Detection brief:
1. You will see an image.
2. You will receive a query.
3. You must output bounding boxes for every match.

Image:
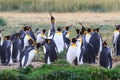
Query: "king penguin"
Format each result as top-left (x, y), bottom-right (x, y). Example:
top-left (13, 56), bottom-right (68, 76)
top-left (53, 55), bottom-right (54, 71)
top-left (113, 25), bottom-right (120, 55)
top-left (100, 41), bottom-right (112, 69)
top-left (36, 29), bottom-right (46, 43)
top-left (66, 38), bottom-right (78, 65)
top-left (12, 33), bottom-right (22, 62)
top-left (1, 35), bottom-right (13, 66)
top-left (53, 27), bottom-right (65, 53)
top-left (62, 26), bottom-right (71, 48)
top-left (44, 39), bottom-right (58, 65)
top-left (89, 27), bottom-right (102, 57)
top-left (20, 43), bottom-right (41, 68)
top-left (76, 36), bottom-right (84, 64)
top-left (48, 13), bottom-right (55, 38)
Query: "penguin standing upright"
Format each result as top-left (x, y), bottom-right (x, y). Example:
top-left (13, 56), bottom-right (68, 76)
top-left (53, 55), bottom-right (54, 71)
top-left (113, 25), bottom-right (120, 55)
top-left (53, 27), bottom-right (65, 53)
top-left (12, 33), bottom-right (22, 62)
top-left (62, 26), bottom-right (71, 48)
top-left (100, 41), bottom-right (112, 69)
top-left (1, 35), bottom-right (13, 66)
top-left (44, 39), bottom-right (58, 64)
top-left (66, 38), bottom-right (78, 65)
top-left (76, 36), bottom-right (84, 64)
top-left (85, 28), bottom-right (92, 43)
top-left (89, 27), bottom-right (102, 57)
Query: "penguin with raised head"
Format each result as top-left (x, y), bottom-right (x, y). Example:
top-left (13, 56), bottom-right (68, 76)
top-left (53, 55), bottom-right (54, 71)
top-left (20, 43), bottom-right (40, 68)
top-left (100, 41), bottom-right (112, 69)
top-left (48, 13), bottom-right (55, 38)
top-left (113, 25), bottom-right (120, 55)
top-left (53, 27), bottom-right (65, 53)
top-left (1, 35), bottom-right (13, 66)
top-left (66, 38), bottom-right (78, 65)
top-left (12, 33), bottom-right (22, 62)
top-left (44, 39), bottom-right (58, 64)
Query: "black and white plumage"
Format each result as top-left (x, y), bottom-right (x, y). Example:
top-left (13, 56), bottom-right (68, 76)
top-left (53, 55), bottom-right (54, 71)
top-left (100, 41), bottom-right (112, 69)
top-left (89, 30), bottom-right (102, 57)
top-left (53, 27), bottom-right (65, 53)
top-left (1, 36), bottom-right (13, 66)
top-left (116, 34), bottom-right (120, 55)
top-left (44, 39), bottom-right (58, 64)
top-left (66, 38), bottom-right (78, 65)
top-left (12, 33), bottom-right (22, 62)
top-left (48, 13), bottom-right (55, 38)
top-left (20, 45), bottom-right (38, 68)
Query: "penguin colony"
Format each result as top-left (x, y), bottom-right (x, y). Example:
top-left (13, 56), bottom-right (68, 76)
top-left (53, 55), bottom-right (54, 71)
top-left (0, 14), bottom-right (119, 69)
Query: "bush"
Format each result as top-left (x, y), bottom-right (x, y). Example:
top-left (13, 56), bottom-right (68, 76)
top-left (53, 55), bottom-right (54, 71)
top-left (0, 17), bottom-right (7, 26)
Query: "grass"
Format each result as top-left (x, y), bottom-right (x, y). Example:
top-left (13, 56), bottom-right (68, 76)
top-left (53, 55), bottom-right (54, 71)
top-left (0, 0), bottom-right (120, 12)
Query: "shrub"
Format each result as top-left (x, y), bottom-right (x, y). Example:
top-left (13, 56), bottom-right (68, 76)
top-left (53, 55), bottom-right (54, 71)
top-left (0, 17), bottom-right (7, 26)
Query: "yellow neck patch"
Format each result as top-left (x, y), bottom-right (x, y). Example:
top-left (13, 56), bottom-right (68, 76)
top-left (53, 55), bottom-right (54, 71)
top-left (41, 33), bottom-right (45, 37)
top-left (56, 32), bottom-right (62, 35)
top-left (115, 30), bottom-right (119, 33)
top-left (33, 50), bottom-right (38, 54)
top-left (26, 34), bottom-right (31, 40)
top-left (71, 43), bottom-right (76, 47)
top-left (86, 33), bottom-right (91, 36)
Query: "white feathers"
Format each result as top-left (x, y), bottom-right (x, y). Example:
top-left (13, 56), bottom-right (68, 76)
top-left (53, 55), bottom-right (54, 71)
top-left (36, 33), bottom-right (46, 43)
top-left (21, 49), bottom-right (37, 67)
top-left (53, 32), bottom-right (64, 53)
top-left (66, 43), bottom-right (77, 64)
top-left (8, 42), bottom-right (13, 65)
top-left (47, 57), bottom-right (51, 65)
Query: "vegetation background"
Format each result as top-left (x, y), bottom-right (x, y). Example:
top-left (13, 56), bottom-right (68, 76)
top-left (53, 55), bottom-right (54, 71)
top-left (0, 0), bottom-right (120, 12)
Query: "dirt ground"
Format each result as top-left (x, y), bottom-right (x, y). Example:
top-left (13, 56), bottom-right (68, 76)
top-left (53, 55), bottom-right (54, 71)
top-left (0, 12), bottom-right (120, 26)
top-left (0, 12), bottom-right (120, 70)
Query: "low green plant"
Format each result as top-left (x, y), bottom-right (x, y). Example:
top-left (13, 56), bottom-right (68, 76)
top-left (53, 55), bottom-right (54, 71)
top-left (0, 17), bottom-right (7, 26)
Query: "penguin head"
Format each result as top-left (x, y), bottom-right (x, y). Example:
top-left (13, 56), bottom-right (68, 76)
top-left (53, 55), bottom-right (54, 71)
top-left (42, 29), bottom-right (46, 34)
top-left (28, 26), bottom-right (32, 31)
top-left (87, 28), bottom-right (92, 33)
top-left (35, 43), bottom-right (42, 49)
top-left (93, 26), bottom-right (103, 33)
top-left (23, 26), bottom-right (29, 31)
top-left (49, 13), bottom-right (55, 23)
top-left (57, 27), bottom-right (62, 32)
top-left (4, 35), bottom-right (10, 40)
top-left (15, 33), bottom-right (20, 39)
top-left (45, 39), bottom-right (51, 43)
top-left (102, 41), bottom-right (107, 47)
top-left (71, 38), bottom-right (77, 43)
top-left (93, 28), bottom-right (99, 33)
top-left (115, 25), bottom-right (120, 30)
top-left (75, 28), bottom-right (80, 34)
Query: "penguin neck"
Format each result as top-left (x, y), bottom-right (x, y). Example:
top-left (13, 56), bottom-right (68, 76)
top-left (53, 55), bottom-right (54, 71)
top-left (56, 31), bottom-right (62, 35)
top-left (115, 30), bottom-right (119, 33)
top-left (71, 43), bottom-right (76, 47)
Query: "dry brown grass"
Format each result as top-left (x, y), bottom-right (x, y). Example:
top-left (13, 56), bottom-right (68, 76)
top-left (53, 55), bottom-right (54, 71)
top-left (0, 12), bottom-right (120, 27)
